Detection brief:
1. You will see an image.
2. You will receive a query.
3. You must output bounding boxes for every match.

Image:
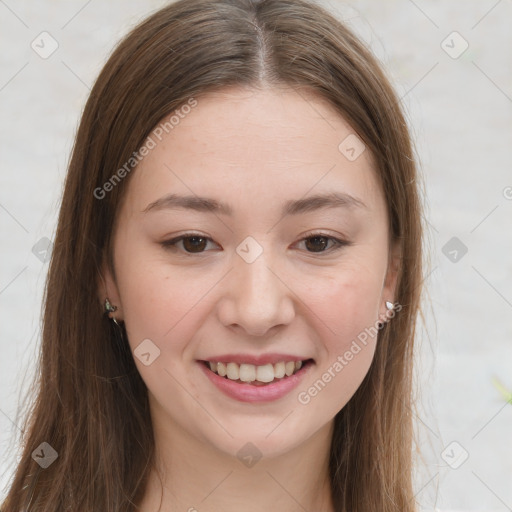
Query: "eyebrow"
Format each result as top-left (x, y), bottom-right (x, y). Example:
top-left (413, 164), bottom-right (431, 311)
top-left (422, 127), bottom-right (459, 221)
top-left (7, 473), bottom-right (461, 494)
top-left (143, 191), bottom-right (367, 216)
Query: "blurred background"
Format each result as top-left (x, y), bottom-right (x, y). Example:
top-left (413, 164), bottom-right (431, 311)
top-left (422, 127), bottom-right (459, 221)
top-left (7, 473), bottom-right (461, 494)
top-left (0, 1), bottom-right (511, 510)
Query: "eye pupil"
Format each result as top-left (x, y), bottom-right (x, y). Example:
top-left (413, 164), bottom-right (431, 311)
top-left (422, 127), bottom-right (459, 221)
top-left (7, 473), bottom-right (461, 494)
top-left (305, 236), bottom-right (329, 252)
top-left (183, 236), bottom-right (207, 253)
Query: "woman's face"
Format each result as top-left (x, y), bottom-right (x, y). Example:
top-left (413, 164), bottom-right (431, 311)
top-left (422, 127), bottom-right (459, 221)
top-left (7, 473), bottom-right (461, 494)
top-left (103, 86), bottom-right (399, 458)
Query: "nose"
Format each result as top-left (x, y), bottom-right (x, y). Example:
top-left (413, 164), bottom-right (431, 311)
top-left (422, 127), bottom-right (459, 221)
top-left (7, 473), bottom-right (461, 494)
top-left (216, 247), bottom-right (295, 337)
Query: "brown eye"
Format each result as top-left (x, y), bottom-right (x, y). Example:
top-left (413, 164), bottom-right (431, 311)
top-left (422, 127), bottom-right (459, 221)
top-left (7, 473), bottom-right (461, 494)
top-left (300, 234), bottom-right (349, 253)
top-left (161, 234), bottom-right (216, 253)
top-left (181, 236), bottom-right (208, 253)
top-left (304, 235), bottom-right (329, 252)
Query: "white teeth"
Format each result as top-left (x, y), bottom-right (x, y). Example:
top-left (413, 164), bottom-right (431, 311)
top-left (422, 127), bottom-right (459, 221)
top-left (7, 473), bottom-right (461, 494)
top-left (217, 362), bottom-right (227, 377)
top-left (207, 360), bottom-right (306, 383)
top-left (273, 361), bottom-right (285, 378)
top-left (239, 364), bottom-right (256, 382)
top-left (226, 362), bottom-right (239, 380)
top-left (256, 364), bottom-right (275, 383)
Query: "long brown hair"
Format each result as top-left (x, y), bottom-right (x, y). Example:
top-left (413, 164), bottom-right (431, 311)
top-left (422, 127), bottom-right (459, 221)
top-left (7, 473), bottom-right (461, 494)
top-left (1, 0), bottom-right (425, 510)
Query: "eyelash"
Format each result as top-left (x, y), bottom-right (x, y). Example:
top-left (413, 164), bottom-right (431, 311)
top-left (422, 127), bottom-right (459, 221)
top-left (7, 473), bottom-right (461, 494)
top-left (160, 231), bottom-right (351, 255)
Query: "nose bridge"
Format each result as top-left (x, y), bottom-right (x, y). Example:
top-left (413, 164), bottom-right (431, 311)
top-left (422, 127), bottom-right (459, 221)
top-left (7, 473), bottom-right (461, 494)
top-left (234, 238), bottom-right (279, 307)
top-left (237, 250), bottom-right (275, 299)
top-left (223, 236), bottom-right (294, 334)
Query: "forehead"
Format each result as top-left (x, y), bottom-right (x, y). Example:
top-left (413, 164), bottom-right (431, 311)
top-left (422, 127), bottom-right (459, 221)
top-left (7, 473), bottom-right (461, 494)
top-left (126, 86), bottom-right (384, 217)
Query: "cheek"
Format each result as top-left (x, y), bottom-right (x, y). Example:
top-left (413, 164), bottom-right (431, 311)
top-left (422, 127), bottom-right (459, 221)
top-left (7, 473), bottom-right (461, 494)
top-left (115, 256), bottom-right (212, 411)
top-left (290, 254), bottom-right (384, 412)
top-left (115, 247), bottom-right (218, 359)
top-left (294, 268), bottom-right (381, 417)
top-left (295, 258), bottom-right (383, 343)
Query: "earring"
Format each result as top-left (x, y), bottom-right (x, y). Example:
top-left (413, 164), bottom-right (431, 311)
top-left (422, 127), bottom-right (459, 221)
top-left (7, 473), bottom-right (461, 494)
top-left (104, 298), bottom-right (117, 314)
top-left (377, 300), bottom-right (395, 329)
top-left (104, 298), bottom-right (121, 328)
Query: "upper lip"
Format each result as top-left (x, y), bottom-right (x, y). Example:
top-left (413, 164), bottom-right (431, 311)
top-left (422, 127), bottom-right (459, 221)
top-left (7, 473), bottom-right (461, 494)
top-left (199, 353), bottom-right (313, 366)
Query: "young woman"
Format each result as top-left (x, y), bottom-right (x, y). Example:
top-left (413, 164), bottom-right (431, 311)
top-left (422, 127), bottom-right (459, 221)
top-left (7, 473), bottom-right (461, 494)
top-left (1, 0), bottom-right (425, 510)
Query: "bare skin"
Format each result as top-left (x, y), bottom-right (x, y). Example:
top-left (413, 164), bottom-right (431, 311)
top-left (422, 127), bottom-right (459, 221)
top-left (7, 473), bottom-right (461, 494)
top-left (100, 85), bottom-right (399, 511)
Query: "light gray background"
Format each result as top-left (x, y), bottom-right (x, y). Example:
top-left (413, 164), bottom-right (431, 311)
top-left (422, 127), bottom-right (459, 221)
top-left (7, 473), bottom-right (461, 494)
top-left (1, 1), bottom-right (511, 510)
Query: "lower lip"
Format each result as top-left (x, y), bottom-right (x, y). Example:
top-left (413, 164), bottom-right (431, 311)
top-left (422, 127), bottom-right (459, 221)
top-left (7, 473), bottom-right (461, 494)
top-left (198, 360), bottom-right (314, 403)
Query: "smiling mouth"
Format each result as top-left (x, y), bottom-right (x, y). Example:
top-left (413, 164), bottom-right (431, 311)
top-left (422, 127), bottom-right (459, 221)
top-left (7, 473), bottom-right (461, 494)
top-left (200, 359), bottom-right (314, 386)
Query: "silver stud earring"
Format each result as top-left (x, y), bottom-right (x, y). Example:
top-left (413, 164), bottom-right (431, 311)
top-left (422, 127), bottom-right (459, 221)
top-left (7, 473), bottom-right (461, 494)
top-left (378, 300), bottom-right (395, 329)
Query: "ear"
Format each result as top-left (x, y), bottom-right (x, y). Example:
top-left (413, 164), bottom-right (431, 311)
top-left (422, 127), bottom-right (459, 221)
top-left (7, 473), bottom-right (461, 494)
top-left (97, 255), bottom-right (123, 321)
top-left (380, 240), bottom-right (401, 319)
